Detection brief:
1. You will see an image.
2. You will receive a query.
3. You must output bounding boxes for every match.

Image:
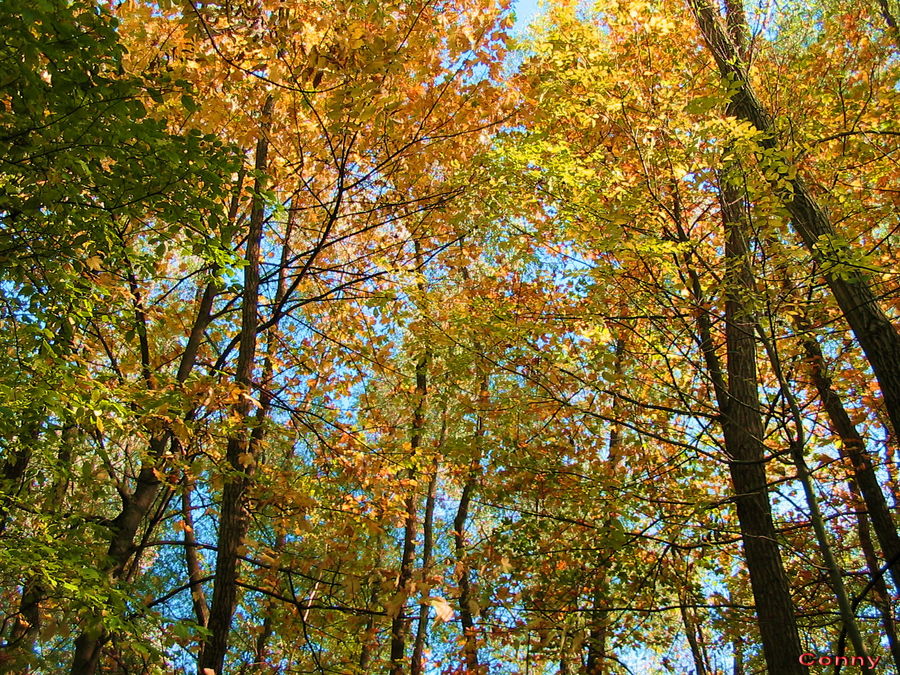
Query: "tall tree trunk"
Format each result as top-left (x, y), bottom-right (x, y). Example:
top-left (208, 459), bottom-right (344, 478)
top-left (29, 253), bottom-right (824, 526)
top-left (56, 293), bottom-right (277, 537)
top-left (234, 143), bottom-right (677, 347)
top-left (672, 164), bottom-right (803, 672)
top-left (586, 338), bottom-right (624, 675)
top-left (699, 171), bottom-right (805, 672)
top-left (68, 172), bottom-right (240, 674)
top-left (759, 319), bottom-right (873, 671)
top-left (411, 459), bottom-right (439, 675)
top-left (389, 346), bottom-right (429, 675)
top-left (412, 404), bottom-right (447, 675)
top-left (848, 476), bottom-right (900, 671)
top-left (0, 421), bottom-right (37, 536)
top-left (796, 318), bottom-right (900, 592)
top-left (358, 534), bottom-right (385, 672)
top-left (690, 0), bottom-right (900, 442)
top-left (454, 475), bottom-right (480, 674)
top-left (454, 370), bottom-right (487, 674)
top-left (198, 96), bottom-right (273, 675)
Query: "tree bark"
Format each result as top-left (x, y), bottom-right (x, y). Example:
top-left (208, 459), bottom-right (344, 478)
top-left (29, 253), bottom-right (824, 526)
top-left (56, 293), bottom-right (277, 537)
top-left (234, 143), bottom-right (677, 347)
top-left (389, 348), bottom-right (429, 675)
top-left (848, 476), bottom-right (900, 671)
top-left (198, 96), bottom-right (273, 675)
top-left (690, 172), bottom-right (805, 672)
top-left (673, 165), bottom-right (804, 672)
top-left (690, 0), bottom-right (900, 443)
top-left (586, 338), bottom-right (624, 675)
top-left (181, 475), bottom-right (210, 630)
top-left (412, 408), bottom-right (446, 675)
top-left (798, 319), bottom-right (900, 592)
top-left (453, 371), bottom-right (486, 674)
top-left (68, 173), bottom-right (235, 674)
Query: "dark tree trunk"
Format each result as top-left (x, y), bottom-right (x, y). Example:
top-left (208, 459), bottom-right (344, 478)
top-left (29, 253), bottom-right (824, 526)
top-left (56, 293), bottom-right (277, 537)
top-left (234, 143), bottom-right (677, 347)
top-left (198, 96), bottom-right (273, 675)
top-left (799, 325), bottom-right (900, 592)
top-left (690, 0), bottom-right (900, 443)
top-left (715, 174), bottom-right (804, 674)
top-left (453, 371), bottom-right (487, 674)
top-left (411, 458), bottom-right (439, 675)
top-left (848, 476), bottom-right (900, 671)
top-left (389, 347), bottom-right (429, 675)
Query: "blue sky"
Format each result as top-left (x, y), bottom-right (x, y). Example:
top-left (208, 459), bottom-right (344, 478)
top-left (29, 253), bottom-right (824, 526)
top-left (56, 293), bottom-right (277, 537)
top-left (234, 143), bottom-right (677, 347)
top-left (513, 0), bottom-right (542, 29)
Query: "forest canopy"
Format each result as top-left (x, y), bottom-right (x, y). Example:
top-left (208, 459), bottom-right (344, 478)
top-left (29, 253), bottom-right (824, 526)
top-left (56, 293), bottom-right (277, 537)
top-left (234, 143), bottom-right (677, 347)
top-left (1, 0), bottom-right (899, 672)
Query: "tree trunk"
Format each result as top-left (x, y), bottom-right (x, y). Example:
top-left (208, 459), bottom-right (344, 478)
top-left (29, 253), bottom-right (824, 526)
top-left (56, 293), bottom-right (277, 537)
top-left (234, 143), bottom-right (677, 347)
top-left (198, 97), bottom-right (273, 674)
top-left (181, 474), bottom-right (209, 630)
top-left (705, 173), bottom-right (804, 672)
top-left (413, 408), bottom-right (447, 675)
top-left (586, 338), bottom-right (624, 675)
top-left (797, 321), bottom-right (900, 592)
top-left (848, 476), bottom-right (900, 671)
top-left (68, 179), bottom-right (233, 674)
top-left (453, 371), bottom-right (487, 674)
top-left (690, 0), bottom-right (900, 442)
top-left (672, 161), bottom-right (803, 672)
top-left (389, 347), bottom-right (429, 675)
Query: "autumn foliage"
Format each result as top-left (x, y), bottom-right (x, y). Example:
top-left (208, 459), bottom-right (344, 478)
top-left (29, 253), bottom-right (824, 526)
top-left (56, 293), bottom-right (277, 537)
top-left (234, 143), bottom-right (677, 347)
top-left (1, 0), bottom-right (899, 672)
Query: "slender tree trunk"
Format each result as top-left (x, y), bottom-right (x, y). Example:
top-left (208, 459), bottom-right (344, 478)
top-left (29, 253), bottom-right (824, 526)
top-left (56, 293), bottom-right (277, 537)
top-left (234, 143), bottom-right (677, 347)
top-left (690, 0), bottom-right (900, 442)
top-left (412, 404), bottom-right (447, 675)
top-left (874, 0), bottom-right (900, 48)
top-left (763, 345), bottom-right (874, 672)
top-left (454, 370), bottom-right (487, 674)
top-left (0, 422), bottom-right (36, 536)
top-left (454, 475), bottom-right (480, 673)
top-left (182, 475), bottom-right (209, 630)
top-left (358, 534), bottom-right (385, 672)
top-left (679, 600), bottom-right (707, 675)
top-left (848, 476), bottom-right (900, 671)
top-left (797, 320), bottom-right (900, 592)
top-left (586, 338), bottom-right (624, 675)
top-left (733, 637), bottom-right (744, 675)
top-left (411, 460), bottom-right (438, 675)
top-left (198, 96), bottom-right (273, 675)
top-left (67, 170), bottom-right (243, 675)
top-left (389, 346), bottom-right (429, 675)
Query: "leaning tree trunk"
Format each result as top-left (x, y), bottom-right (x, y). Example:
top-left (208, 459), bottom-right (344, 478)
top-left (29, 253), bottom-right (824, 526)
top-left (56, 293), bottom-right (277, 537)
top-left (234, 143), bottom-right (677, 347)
top-left (690, 0), bottom-right (900, 443)
top-left (795, 311), bottom-right (900, 593)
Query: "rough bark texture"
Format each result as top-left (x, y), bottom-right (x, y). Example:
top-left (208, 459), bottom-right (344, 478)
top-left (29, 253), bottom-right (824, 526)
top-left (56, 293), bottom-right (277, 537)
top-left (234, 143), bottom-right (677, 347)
top-left (717, 178), bottom-right (804, 673)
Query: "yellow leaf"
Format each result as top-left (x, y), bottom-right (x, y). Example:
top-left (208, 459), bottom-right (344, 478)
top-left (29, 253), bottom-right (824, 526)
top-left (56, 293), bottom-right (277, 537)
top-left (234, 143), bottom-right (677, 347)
top-left (427, 596), bottom-right (455, 622)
